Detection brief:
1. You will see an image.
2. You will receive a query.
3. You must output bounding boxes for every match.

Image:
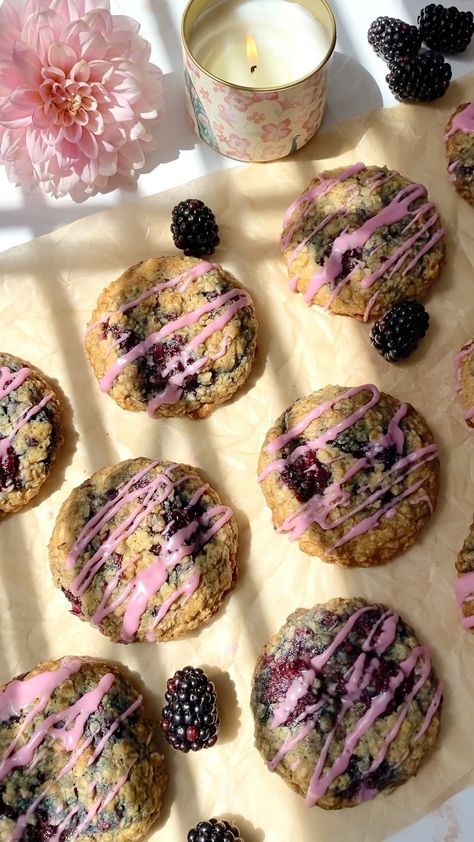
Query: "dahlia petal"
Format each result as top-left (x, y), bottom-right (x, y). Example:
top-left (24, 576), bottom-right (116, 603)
top-left (0, 100), bottom-right (31, 128)
top-left (75, 107), bottom-right (89, 126)
top-left (81, 156), bottom-right (98, 185)
top-left (79, 31), bottom-right (107, 61)
top-left (0, 60), bottom-right (23, 91)
top-left (48, 42), bottom-right (77, 71)
top-left (108, 14), bottom-right (140, 35)
top-left (60, 18), bottom-right (89, 49)
top-left (78, 128), bottom-right (98, 157)
top-left (70, 59), bottom-right (90, 82)
top-left (96, 147), bottom-right (117, 176)
top-left (12, 41), bottom-right (42, 85)
top-left (83, 9), bottom-right (113, 39)
top-left (62, 121), bottom-right (82, 142)
top-left (31, 105), bottom-right (51, 128)
top-left (87, 60), bottom-right (114, 83)
top-left (86, 109), bottom-right (104, 134)
top-left (58, 137), bottom-right (81, 158)
top-left (10, 88), bottom-right (42, 109)
top-left (41, 66), bottom-right (66, 82)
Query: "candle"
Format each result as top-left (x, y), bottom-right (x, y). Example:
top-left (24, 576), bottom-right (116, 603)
top-left (181, 0), bottom-right (336, 162)
top-left (188, 0), bottom-right (331, 88)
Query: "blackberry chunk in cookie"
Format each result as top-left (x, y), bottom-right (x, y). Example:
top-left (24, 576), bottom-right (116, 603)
top-left (0, 352), bottom-right (63, 514)
top-left (49, 458), bottom-right (238, 643)
top-left (445, 102), bottom-right (474, 207)
top-left (258, 384), bottom-right (439, 567)
top-left (251, 598), bottom-right (443, 809)
top-left (0, 657), bottom-right (166, 841)
top-left (85, 256), bottom-right (258, 419)
top-left (281, 163), bottom-right (445, 320)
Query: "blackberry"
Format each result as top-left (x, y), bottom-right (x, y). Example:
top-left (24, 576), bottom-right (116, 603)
top-left (370, 299), bottom-right (430, 362)
top-left (161, 666), bottom-right (219, 752)
top-left (386, 51), bottom-right (451, 101)
top-left (171, 199), bottom-right (220, 257)
top-left (187, 818), bottom-right (243, 842)
top-left (280, 445), bottom-right (330, 503)
top-left (368, 16), bottom-right (421, 62)
top-left (418, 4), bottom-right (474, 53)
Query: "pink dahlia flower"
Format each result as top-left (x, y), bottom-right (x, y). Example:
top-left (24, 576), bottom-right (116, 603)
top-left (0, 0), bottom-right (164, 199)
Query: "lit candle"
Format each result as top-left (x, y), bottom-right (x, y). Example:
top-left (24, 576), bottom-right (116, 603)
top-left (181, 0), bottom-right (336, 161)
top-left (188, 0), bottom-right (331, 87)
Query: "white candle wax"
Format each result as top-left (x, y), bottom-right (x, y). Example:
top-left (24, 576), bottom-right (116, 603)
top-left (189, 0), bottom-right (331, 88)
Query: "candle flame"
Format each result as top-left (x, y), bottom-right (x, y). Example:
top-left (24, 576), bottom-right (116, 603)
top-left (246, 34), bottom-right (258, 73)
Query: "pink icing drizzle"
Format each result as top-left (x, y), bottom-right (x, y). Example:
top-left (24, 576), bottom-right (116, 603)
top-left (281, 162), bottom-right (366, 249)
top-left (94, 262), bottom-right (252, 414)
top-left (268, 607), bottom-right (442, 806)
top-left (65, 462), bottom-right (233, 641)
top-left (303, 182), bottom-right (440, 303)
top-left (445, 101), bottom-right (474, 139)
top-left (0, 392), bottom-right (54, 461)
top-left (0, 365), bottom-right (30, 399)
top-left (260, 385), bottom-right (437, 548)
top-left (1, 657), bottom-right (140, 839)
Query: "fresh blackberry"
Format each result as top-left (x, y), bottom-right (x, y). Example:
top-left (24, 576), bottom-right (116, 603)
top-left (368, 16), bottom-right (421, 62)
top-left (418, 4), bottom-right (474, 53)
top-left (171, 199), bottom-right (220, 257)
top-left (161, 666), bottom-right (219, 752)
top-left (386, 51), bottom-right (451, 101)
top-left (370, 299), bottom-right (430, 362)
top-left (187, 818), bottom-right (243, 842)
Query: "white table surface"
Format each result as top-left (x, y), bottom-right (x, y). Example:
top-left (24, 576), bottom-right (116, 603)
top-left (1, 0), bottom-right (474, 253)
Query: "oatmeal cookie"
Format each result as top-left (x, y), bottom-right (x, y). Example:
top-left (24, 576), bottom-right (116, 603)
top-left (0, 352), bottom-right (63, 514)
top-left (281, 163), bottom-right (445, 320)
top-left (258, 384), bottom-right (439, 566)
top-left (445, 102), bottom-right (474, 206)
top-left (49, 458), bottom-right (238, 643)
top-left (454, 336), bottom-right (474, 427)
top-left (251, 598), bottom-right (443, 809)
top-left (0, 656), bottom-right (166, 841)
top-left (84, 256), bottom-right (258, 418)
top-left (455, 518), bottom-right (474, 631)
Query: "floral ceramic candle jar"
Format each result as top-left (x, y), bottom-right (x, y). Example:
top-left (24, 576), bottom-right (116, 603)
top-left (181, 0), bottom-right (336, 162)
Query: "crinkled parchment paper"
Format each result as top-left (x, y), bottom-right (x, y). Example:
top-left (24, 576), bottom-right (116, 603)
top-left (2, 71), bottom-right (474, 842)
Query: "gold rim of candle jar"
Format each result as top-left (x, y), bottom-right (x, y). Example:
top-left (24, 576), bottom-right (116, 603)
top-left (181, 0), bottom-right (337, 92)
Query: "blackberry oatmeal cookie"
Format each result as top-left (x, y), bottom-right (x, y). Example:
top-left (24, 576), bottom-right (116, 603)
top-left (454, 336), bottom-right (474, 427)
top-left (251, 598), bottom-right (443, 809)
top-left (455, 517), bottom-right (474, 631)
top-left (0, 352), bottom-right (62, 514)
top-left (445, 102), bottom-right (474, 206)
top-left (0, 656), bottom-right (166, 841)
top-left (85, 256), bottom-right (258, 418)
top-left (49, 458), bottom-right (238, 643)
top-left (258, 384), bottom-right (439, 567)
top-left (281, 163), bottom-right (445, 320)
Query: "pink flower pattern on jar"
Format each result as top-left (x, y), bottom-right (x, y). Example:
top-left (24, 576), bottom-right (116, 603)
top-left (183, 47), bottom-right (331, 162)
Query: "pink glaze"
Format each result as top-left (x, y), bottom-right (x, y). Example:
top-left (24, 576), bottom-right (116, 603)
top-left (261, 384), bottom-right (437, 549)
top-left (99, 287), bottom-right (250, 408)
top-left (286, 209), bottom-right (343, 265)
top-left (0, 392), bottom-right (53, 461)
top-left (268, 719), bottom-right (315, 771)
top-left (268, 607), bottom-right (441, 807)
top-left (145, 567), bottom-right (201, 641)
top-left (264, 384), bottom-right (380, 457)
top-left (363, 290), bottom-right (380, 322)
top-left (66, 463), bottom-right (232, 640)
top-left (87, 696), bottom-right (142, 765)
top-left (145, 293), bottom-right (246, 415)
top-left (281, 162), bottom-right (366, 248)
top-left (85, 262), bottom-right (219, 335)
top-left (455, 571), bottom-right (474, 628)
top-left (303, 182), bottom-right (429, 302)
top-left (0, 366), bottom-right (30, 399)
top-left (68, 761), bottom-right (136, 842)
top-left (50, 806), bottom-right (81, 842)
top-left (271, 668), bottom-right (316, 728)
top-left (2, 659), bottom-right (144, 839)
top-left (445, 101), bottom-right (474, 139)
top-left (411, 492), bottom-right (433, 515)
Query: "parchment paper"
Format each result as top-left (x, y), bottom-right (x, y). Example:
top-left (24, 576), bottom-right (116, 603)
top-left (2, 72), bottom-right (474, 842)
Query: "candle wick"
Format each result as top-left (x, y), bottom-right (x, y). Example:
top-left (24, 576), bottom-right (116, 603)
top-left (250, 64), bottom-right (257, 73)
